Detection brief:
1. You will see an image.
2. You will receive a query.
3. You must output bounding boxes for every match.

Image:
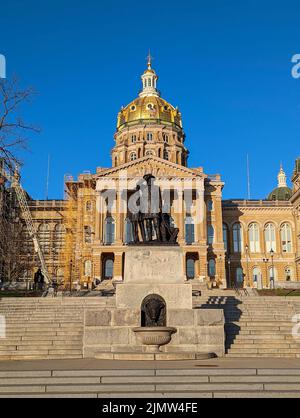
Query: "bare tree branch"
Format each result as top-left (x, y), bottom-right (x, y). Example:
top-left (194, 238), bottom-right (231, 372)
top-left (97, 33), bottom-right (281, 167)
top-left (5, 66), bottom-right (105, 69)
top-left (0, 76), bottom-right (40, 168)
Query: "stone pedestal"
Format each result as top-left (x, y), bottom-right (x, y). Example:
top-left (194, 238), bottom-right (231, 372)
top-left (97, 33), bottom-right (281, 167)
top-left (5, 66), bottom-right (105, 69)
top-left (83, 246), bottom-right (225, 359)
top-left (116, 246), bottom-right (192, 311)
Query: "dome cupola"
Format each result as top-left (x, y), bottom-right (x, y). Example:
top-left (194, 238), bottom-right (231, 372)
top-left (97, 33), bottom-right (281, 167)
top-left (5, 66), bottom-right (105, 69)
top-left (112, 55), bottom-right (189, 168)
top-left (139, 52), bottom-right (159, 98)
top-left (267, 164), bottom-right (293, 201)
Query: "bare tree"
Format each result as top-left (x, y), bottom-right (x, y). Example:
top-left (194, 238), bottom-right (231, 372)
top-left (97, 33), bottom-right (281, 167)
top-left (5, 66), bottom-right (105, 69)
top-left (0, 185), bottom-right (28, 283)
top-left (0, 77), bottom-right (38, 284)
top-left (0, 76), bottom-right (39, 169)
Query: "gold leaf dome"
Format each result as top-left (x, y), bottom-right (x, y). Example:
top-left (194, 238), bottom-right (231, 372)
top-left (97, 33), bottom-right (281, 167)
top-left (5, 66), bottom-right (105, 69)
top-left (117, 95), bottom-right (183, 131)
top-left (116, 57), bottom-right (183, 131)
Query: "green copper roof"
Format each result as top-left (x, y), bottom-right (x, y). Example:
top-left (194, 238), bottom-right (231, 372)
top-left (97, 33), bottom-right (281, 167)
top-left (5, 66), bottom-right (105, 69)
top-left (267, 186), bottom-right (293, 201)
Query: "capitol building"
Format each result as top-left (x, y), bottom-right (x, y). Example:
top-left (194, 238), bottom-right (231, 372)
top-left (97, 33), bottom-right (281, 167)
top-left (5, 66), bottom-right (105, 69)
top-left (23, 59), bottom-right (300, 290)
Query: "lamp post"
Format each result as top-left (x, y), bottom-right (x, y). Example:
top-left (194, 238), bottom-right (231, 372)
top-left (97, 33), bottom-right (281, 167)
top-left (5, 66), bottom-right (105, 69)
top-left (262, 257), bottom-right (269, 288)
top-left (227, 258), bottom-right (232, 288)
top-left (245, 244), bottom-right (250, 287)
top-left (27, 252), bottom-right (31, 291)
top-left (270, 249), bottom-right (275, 289)
top-left (69, 259), bottom-right (73, 293)
top-left (219, 254), bottom-right (223, 288)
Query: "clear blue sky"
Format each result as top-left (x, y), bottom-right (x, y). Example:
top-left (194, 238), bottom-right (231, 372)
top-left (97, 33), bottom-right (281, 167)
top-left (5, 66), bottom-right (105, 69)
top-left (0, 0), bottom-right (299, 200)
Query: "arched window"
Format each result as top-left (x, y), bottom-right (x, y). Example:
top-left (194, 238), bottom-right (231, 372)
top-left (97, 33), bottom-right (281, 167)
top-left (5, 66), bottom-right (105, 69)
top-left (281, 223), bottom-right (292, 253)
top-left (145, 150), bottom-right (154, 156)
top-left (233, 223), bottom-right (243, 253)
top-left (105, 259), bottom-right (114, 279)
top-left (252, 267), bottom-right (262, 285)
top-left (265, 223), bottom-right (276, 252)
top-left (207, 225), bottom-right (214, 245)
top-left (130, 152), bottom-right (137, 161)
top-left (84, 260), bottom-right (92, 277)
top-left (84, 226), bottom-right (92, 244)
top-left (223, 223), bottom-right (228, 252)
top-left (236, 267), bottom-right (244, 287)
top-left (38, 223), bottom-right (50, 254)
top-left (185, 217), bottom-right (194, 245)
top-left (124, 218), bottom-right (133, 244)
top-left (163, 134), bottom-right (169, 143)
top-left (53, 223), bottom-right (65, 254)
top-left (249, 223), bottom-right (260, 253)
top-left (208, 259), bottom-right (216, 277)
top-left (56, 268), bottom-right (64, 284)
top-left (104, 216), bottom-right (115, 245)
top-left (163, 151), bottom-right (169, 160)
top-left (268, 266), bottom-right (277, 281)
top-left (86, 201), bottom-right (92, 212)
top-left (285, 266), bottom-right (293, 281)
top-left (186, 258), bottom-right (195, 279)
top-left (131, 135), bottom-right (137, 143)
top-left (147, 132), bottom-right (153, 141)
top-left (148, 78), bottom-right (151, 87)
top-left (207, 200), bottom-right (213, 211)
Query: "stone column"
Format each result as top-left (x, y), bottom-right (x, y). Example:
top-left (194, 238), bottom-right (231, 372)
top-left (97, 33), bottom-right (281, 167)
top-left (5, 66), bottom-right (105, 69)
top-left (114, 191), bottom-right (123, 245)
top-left (176, 188), bottom-right (185, 245)
top-left (195, 178), bottom-right (205, 244)
top-left (98, 193), bottom-right (106, 245)
top-left (113, 251), bottom-right (123, 282)
top-left (95, 193), bottom-right (100, 240)
top-left (92, 254), bottom-right (101, 280)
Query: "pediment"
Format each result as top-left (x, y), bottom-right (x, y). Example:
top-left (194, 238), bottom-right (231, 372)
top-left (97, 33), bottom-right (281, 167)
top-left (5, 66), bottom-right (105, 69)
top-left (96, 156), bottom-right (205, 180)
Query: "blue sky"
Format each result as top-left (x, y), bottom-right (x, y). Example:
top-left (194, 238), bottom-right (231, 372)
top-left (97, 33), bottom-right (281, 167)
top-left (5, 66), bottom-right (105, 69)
top-left (0, 0), bottom-right (299, 199)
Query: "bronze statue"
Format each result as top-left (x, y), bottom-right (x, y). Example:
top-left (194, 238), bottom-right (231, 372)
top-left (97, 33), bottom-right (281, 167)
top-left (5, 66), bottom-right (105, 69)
top-left (129, 174), bottom-right (178, 245)
top-left (160, 213), bottom-right (179, 244)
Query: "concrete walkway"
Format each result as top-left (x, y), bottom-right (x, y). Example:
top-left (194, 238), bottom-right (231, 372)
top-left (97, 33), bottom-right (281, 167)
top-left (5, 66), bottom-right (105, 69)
top-left (1, 358), bottom-right (300, 397)
top-left (0, 357), bottom-right (299, 371)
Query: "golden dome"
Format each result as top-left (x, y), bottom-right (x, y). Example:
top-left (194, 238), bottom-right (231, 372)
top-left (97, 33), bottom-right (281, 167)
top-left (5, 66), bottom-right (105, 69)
top-left (117, 59), bottom-right (183, 131)
top-left (117, 95), bottom-right (183, 131)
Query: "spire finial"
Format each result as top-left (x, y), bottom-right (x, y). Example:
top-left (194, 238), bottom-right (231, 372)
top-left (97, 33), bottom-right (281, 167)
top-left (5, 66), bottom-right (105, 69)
top-left (147, 49), bottom-right (153, 69)
top-left (278, 163), bottom-right (287, 188)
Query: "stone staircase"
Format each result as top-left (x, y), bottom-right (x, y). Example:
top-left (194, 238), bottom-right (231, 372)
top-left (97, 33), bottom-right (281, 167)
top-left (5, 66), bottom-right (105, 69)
top-left (1, 367), bottom-right (300, 397)
top-left (194, 290), bottom-right (300, 358)
top-left (1, 292), bottom-right (300, 360)
top-left (0, 297), bottom-right (115, 360)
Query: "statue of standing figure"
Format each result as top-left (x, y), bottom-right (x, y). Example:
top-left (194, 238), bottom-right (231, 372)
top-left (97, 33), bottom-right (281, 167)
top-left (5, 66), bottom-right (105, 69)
top-left (129, 174), bottom-right (179, 245)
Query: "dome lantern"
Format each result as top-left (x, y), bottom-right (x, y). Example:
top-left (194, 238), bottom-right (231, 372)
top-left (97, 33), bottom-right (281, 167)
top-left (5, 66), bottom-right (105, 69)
top-left (139, 51), bottom-right (159, 98)
top-left (277, 164), bottom-right (288, 188)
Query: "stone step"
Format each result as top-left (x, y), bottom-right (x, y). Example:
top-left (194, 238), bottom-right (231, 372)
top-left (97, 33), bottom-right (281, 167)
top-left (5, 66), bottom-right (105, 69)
top-left (2, 368), bottom-right (300, 397)
top-left (226, 343), bottom-right (298, 349)
top-left (0, 345), bottom-right (82, 352)
top-left (227, 348), bottom-right (300, 354)
top-left (21, 335), bottom-right (82, 341)
top-left (226, 330), bottom-right (293, 336)
top-left (226, 353), bottom-right (300, 358)
top-left (0, 352), bottom-right (82, 360)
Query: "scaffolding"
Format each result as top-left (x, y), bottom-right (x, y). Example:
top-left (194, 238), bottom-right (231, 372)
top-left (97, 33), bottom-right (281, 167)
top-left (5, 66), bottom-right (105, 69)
top-left (0, 160), bottom-right (51, 283)
top-left (61, 175), bottom-right (78, 289)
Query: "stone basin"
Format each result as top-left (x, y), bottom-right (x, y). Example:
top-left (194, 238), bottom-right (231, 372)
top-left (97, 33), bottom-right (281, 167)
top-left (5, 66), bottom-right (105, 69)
top-left (133, 326), bottom-right (177, 353)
